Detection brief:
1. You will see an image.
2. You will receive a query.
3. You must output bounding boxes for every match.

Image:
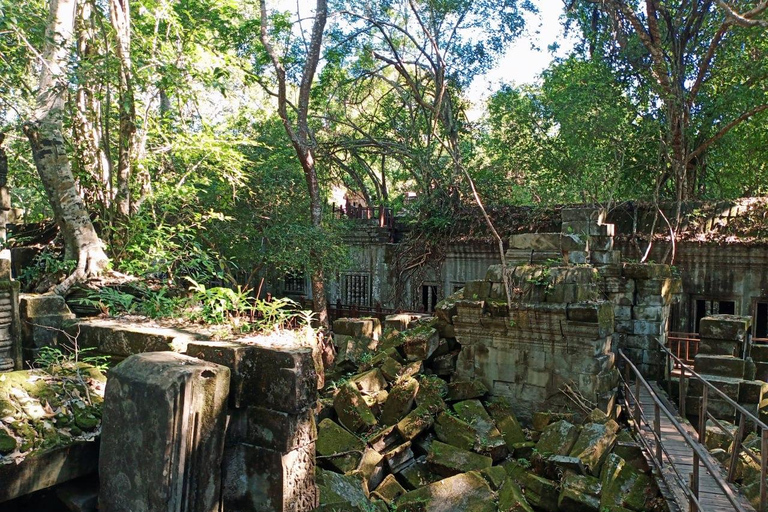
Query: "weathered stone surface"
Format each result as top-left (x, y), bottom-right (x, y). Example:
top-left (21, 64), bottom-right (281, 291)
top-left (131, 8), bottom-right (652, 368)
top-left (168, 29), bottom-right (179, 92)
top-left (222, 442), bottom-right (318, 512)
top-left (434, 411), bottom-right (475, 451)
top-left (395, 471), bottom-right (495, 512)
top-left (478, 465), bottom-right (507, 490)
top-left (371, 474), bottom-right (406, 503)
top-left (704, 419), bottom-right (737, 451)
top-left (317, 468), bottom-right (386, 512)
top-left (498, 477), bottom-right (534, 512)
top-left (568, 420), bottom-right (619, 475)
top-left (368, 425), bottom-right (403, 454)
top-left (430, 351), bottom-right (458, 376)
top-left (383, 442), bottom-right (414, 473)
top-left (531, 412), bottom-right (574, 431)
top-left (558, 473), bottom-right (601, 512)
top-left (399, 456), bottom-right (442, 490)
top-left (351, 368), bottom-right (387, 394)
top-left (396, 406), bottom-right (434, 441)
top-left (415, 376), bottom-right (448, 414)
top-left (227, 406), bottom-right (316, 452)
top-left (446, 380), bottom-right (487, 401)
top-left (699, 315), bottom-right (751, 342)
top-left (402, 327), bottom-right (439, 362)
top-left (536, 420), bottom-right (580, 456)
top-left (694, 354), bottom-right (745, 378)
top-left (426, 440), bottom-right (492, 477)
top-left (380, 377), bottom-right (419, 425)
top-left (76, 318), bottom-right (202, 356)
top-left (317, 418), bottom-right (365, 473)
top-left (486, 397), bottom-right (526, 446)
top-left (19, 293), bottom-right (73, 356)
top-left (0, 440), bottom-right (99, 503)
top-left (357, 447), bottom-right (385, 492)
top-left (187, 340), bottom-right (316, 412)
top-left (512, 471), bottom-right (559, 512)
top-left (334, 318), bottom-right (382, 340)
top-left (453, 399), bottom-right (508, 461)
top-left (99, 352), bottom-right (230, 512)
top-left (600, 453), bottom-right (654, 512)
top-left (384, 314), bottom-right (427, 333)
top-left (380, 357), bottom-right (404, 382)
top-left (334, 382), bottom-right (377, 432)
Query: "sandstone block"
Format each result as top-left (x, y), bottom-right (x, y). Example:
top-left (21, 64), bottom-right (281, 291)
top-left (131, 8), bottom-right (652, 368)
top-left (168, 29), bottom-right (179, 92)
top-left (426, 440), bottom-right (492, 477)
top-left (694, 354), bottom-right (746, 378)
top-left (316, 418), bottom-right (365, 473)
top-left (371, 474), bottom-right (406, 504)
top-left (447, 380), bottom-right (487, 401)
top-left (333, 317), bottom-right (382, 339)
top-left (380, 377), bottom-right (419, 425)
top-left (402, 327), bottom-right (439, 361)
top-left (536, 420), bottom-right (580, 456)
top-left (568, 421), bottom-right (619, 475)
top-left (189, 341), bottom-right (316, 412)
top-left (396, 471), bottom-right (495, 512)
top-left (221, 442), bottom-right (317, 512)
top-left (396, 406), bottom-right (434, 441)
top-left (434, 411), bottom-right (476, 451)
top-left (383, 441), bottom-right (414, 473)
top-left (227, 406), bottom-right (316, 452)
top-left (699, 315), bottom-right (751, 342)
top-left (498, 477), bottom-right (534, 512)
top-left (334, 382), bottom-right (377, 432)
top-left (99, 352), bottom-right (230, 512)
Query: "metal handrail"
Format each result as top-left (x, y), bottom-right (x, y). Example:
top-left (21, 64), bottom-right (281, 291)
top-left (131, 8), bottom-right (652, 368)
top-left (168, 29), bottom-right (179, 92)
top-left (656, 338), bottom-right (768, 511)
top-left (620, 350), bottom-right (752, 512)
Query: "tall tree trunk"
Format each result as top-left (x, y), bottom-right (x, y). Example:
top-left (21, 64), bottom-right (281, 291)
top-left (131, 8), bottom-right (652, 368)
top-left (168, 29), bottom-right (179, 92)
top-left (110, 0), bottom-right (136, 218)
top-left (23, 0), bottom-right (109, 294)
top-left (259, 0), bottom-right (329, 332)
top-left (73, 0), bottom-right (112, 211)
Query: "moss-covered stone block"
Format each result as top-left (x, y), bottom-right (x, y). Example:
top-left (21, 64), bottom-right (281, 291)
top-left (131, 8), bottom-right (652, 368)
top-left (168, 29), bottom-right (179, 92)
top-left (380, 378), bottom-right (419, 426)
top-left (434, 411), bottom-right (475, 451)
top-left (426, 440), bottom-right (492, 477)
top-left (395, 471), bottom-right (495, 512)
top-left (334, 382), bottom-right (377, 432)
top-left (498, 477), bottom-right (534, 512)
top-left (317, 418), bottom-right (365, 474)
top-left (396, 406), bottom-right (434, 441)
top-left (536, 419), bottom-right (579, 456)
top-left (453, 399), bottom-right (507, 461)
top-left (568, 420), bottom-right (619, 475)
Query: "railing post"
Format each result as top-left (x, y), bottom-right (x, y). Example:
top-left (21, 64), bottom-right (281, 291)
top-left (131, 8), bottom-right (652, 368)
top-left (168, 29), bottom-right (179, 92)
top-left (761, 428), bottom-right (767, 512)
top-left (699, 386), bottom-right (708, 443)
top-left (680, 365), bottom-right (687, 419)
top-left (690, 470), bottom-right (699, 511)
top-left (728, 412), bottom-right (746, 483)
top-left (634, 378), bottom-right (642, 426)
top-left (655, 402), bottom-right (662, 466)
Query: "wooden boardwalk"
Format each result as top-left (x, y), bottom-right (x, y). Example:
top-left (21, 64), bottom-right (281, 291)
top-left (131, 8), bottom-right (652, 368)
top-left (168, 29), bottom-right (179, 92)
top-left (632, 383), bottom-right (755, 512)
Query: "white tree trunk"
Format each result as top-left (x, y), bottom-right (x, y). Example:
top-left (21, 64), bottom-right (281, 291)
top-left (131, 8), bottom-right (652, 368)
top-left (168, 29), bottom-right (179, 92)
top-left (23, 0), bottom-right (109, 294)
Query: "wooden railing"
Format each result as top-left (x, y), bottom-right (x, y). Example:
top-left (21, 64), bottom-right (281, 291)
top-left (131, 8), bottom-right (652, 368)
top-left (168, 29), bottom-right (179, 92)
top-left (668, 331), bottom-right (701, 368)
top-left (328, 303), bottom-right (400, 323)
top-left (656, 338), bottom-right (768, 511)
top-left (620, 350), bottom-right (756, 512)
top-left (331, 204), bottom-right (394, 229)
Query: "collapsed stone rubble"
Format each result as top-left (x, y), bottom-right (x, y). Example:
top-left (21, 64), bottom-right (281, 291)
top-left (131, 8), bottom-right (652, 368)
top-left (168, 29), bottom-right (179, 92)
top-left (317, 316), bottom-right (665, 512)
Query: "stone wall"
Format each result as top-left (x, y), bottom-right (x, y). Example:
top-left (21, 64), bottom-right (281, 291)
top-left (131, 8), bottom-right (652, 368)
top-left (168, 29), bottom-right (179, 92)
top-left (438, 208), bottom-right (681, 421)
top-left (97, 333), bottom-right (320, 512)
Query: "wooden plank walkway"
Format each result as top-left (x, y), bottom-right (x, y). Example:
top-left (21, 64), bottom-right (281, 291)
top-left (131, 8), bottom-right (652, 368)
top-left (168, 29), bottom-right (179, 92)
top-left (632, 383), bottom-right (755, 512)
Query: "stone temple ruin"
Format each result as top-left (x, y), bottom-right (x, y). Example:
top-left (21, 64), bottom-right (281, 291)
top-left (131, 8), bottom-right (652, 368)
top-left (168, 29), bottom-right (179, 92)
top-left (4, 207), bottom-right (768, 511)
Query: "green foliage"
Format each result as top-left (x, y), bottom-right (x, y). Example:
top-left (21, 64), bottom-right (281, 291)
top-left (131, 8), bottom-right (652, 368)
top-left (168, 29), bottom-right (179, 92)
top-left (17, 250), bottom-right (76, 291)
top-left (35, 345), bottom-right (110, 375)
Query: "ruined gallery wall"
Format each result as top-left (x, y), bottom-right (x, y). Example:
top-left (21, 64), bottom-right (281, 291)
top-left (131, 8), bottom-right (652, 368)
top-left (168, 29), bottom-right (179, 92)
top-left (616, 240), bottom-right (768, 333)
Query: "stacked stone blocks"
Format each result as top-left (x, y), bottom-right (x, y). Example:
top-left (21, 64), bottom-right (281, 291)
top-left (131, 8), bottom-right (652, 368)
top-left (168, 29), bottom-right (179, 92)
top-left (187, 341), bottom-right (320, 512)
top-left (451, 207), bottom-right (681, 420)
top-left (687, 315), bottom-right (768, 421)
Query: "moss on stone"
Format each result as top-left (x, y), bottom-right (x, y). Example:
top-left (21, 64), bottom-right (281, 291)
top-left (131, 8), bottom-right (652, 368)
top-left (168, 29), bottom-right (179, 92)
top-left (0, 429), bottom-right (17, 454)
